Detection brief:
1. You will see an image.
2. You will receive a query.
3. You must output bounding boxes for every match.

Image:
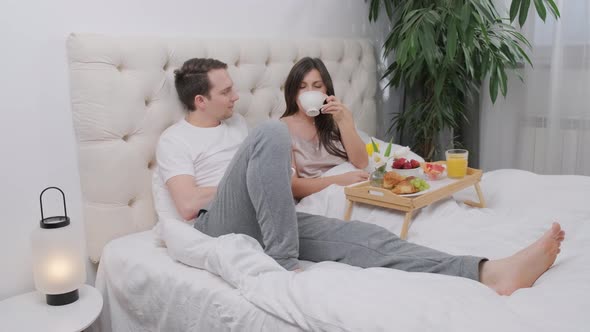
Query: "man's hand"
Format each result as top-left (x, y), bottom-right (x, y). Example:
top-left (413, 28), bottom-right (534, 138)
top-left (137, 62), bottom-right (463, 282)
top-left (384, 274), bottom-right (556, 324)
top-left (166, 175), bottom-right (217, 221)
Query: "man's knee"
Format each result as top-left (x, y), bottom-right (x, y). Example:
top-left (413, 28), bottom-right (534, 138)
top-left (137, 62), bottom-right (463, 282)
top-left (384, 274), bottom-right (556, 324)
top-left (254, 120), bottom-right (290, 149)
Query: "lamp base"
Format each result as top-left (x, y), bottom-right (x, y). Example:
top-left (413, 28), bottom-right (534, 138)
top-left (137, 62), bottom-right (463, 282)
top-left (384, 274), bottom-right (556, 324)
top-left (46, 289), bottom-right (79, 306)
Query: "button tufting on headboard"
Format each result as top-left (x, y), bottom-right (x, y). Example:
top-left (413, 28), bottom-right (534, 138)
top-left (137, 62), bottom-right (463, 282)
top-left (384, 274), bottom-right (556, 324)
top-left (66, 33), bottom-right (377, 262)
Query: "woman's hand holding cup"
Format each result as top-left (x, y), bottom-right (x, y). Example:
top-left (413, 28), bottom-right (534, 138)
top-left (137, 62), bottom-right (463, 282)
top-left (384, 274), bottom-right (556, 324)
top-left (320, 96), bottom-right (353, 125)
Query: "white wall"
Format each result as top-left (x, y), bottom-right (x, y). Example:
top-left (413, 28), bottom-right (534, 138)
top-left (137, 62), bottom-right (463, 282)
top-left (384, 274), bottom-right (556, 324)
top-left (0, 0), bottom-right (390, 300)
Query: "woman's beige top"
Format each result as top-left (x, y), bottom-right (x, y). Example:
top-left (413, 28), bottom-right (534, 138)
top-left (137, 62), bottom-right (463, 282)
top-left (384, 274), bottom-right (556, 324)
top-left (290, 133), bottom-right (347, 178)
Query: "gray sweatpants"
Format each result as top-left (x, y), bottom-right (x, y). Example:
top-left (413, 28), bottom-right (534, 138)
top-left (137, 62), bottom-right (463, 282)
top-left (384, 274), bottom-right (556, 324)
top-left (195, 120), bottom-right (485, 281)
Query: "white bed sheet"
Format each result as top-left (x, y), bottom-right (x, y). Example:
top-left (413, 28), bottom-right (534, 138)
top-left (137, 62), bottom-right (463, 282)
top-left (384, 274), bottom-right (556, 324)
top-left (93, 230), bottom-right (300, 332)
top-left (295, 166), bottom-right (590, 331)
top-left (94, 168), bottom-right (590, 332)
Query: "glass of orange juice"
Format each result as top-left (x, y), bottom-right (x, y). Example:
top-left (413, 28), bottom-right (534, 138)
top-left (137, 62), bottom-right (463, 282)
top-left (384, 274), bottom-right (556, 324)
top-left (445, 149), bottom-right (468, 179)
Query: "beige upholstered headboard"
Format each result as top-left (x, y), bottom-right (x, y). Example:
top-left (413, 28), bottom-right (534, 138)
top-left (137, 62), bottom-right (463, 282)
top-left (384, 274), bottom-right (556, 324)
top-left (66, 33), bottom-right (377, 262)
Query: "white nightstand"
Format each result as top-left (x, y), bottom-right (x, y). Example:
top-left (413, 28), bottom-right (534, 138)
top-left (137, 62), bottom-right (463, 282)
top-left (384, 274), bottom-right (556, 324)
top-left (0, 284), bottom-right (103, 332)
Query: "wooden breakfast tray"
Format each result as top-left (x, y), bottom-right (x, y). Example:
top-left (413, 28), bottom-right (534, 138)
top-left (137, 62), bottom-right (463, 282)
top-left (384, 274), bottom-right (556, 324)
top-left (343, 162), bottom-right (485, 240)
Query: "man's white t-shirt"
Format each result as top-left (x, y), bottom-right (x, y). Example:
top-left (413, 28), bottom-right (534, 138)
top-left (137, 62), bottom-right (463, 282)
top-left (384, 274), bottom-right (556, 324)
top-left (153, 114), bottom-right (248, 221)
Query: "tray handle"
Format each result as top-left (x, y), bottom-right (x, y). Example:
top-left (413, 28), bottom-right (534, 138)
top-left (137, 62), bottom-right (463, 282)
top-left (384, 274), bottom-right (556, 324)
top-left (366, 187), bottom-right (391, 197)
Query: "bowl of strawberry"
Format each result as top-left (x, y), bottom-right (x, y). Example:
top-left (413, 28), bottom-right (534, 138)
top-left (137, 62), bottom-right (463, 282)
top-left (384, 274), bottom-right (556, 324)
top-left (390, 158), bottom-right (421, 177)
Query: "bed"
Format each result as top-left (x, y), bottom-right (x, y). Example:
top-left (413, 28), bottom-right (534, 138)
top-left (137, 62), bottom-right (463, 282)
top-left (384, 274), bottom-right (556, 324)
top-left (66, 33), bottom-right (590, 331)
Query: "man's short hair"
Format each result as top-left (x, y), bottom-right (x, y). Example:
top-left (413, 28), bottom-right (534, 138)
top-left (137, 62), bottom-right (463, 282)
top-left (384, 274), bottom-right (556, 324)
top-left (174, 58), bottom-right (228, 111)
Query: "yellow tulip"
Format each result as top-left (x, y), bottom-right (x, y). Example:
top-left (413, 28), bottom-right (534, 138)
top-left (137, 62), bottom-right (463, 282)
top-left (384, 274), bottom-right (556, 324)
top-left (366, 142), bottom-right (379, 156)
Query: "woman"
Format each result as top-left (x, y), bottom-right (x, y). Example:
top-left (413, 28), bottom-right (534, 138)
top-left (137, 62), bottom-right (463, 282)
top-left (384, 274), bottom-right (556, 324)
top-left (281, 57), bottom-right (369, 200)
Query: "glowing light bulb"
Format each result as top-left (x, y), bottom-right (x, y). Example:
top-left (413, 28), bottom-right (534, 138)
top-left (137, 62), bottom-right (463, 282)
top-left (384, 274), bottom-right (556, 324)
top-left (46, 256), bottom-right (72, 282)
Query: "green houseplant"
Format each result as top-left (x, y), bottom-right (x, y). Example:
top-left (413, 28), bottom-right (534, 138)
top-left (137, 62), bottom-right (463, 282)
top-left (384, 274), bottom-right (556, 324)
top-left (368, 0), bottom-right (560, 160)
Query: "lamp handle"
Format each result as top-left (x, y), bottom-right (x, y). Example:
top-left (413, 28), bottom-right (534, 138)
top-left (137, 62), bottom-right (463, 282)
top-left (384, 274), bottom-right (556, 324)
top-left (39, 186), bottom-right (68, 220)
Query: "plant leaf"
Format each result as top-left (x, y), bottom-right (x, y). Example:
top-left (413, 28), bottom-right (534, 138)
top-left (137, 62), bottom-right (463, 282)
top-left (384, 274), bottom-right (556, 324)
top-left (460, 4), bottom-right (471, 32)
top-left (447, 20), bottom-right (458, 61)
top-left (489, 70), bottom-right (499, 103)
top-left (509, 0), bottom-right (521, 22)
top-left (519, 0), bottom-right (531, 27)
top-left (434, 72), bottom-right (446, 99)
top-left (472, 0), bottom-right (495, 22)
top-left (369, 0), bottom-right (381, 22)
top-left (514, 43), bottom-right (533, 67)
top-left (546, 0), bottom-right (561, 19)
top-left (533, 0), bottom-right (547, 21)
top-left (498, 67), bottom-right (508, 96)
top-left (384, 0), bottom-right (394, 20)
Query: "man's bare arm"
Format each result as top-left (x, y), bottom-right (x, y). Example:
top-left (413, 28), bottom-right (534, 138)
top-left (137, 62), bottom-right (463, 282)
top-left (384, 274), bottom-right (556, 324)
top-left (166, 175), bottom-right (217, 221)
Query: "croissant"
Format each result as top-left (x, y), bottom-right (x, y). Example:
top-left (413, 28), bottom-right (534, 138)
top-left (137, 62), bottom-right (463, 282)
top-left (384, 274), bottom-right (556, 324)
top-left (392, 177), bottom-right (419, 194)
top-left (383, 171), bottom-right (406, 189)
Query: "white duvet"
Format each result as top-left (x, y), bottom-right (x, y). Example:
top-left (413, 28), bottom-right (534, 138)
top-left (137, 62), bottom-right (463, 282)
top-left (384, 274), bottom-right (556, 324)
top-left (156, 166), bottom-right (590, 332)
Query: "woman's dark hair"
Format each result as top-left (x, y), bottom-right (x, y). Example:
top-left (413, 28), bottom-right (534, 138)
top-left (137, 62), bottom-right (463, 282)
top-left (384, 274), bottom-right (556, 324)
top-left (174, 58), bottom-right (227, 111)
top-left (281, 57), bottom-right (347, 160)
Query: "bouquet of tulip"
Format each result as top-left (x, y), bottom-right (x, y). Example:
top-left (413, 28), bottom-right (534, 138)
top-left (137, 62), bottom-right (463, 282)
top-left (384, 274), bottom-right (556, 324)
top-left (369, 138), bottom-right (391, 172)
top-left (367, 138), bottom-right (410, 171)
top-left (367, 138), bottom-right (410, 187)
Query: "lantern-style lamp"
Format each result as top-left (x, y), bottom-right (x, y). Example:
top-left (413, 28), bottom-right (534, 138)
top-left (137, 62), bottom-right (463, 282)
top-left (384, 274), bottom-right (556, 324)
top-left (31, 187), bottom-right (86, 306)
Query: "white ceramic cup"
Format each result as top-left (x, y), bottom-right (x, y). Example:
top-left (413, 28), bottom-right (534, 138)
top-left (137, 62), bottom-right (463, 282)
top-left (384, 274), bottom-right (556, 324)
top-left (298, 91), bottom-right (327, 117)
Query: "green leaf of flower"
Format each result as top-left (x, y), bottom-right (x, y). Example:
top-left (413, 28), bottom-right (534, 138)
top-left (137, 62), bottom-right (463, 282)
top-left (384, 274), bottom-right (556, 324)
top-left (371, 138), bottom-right (380, 154)
top-left (384, 137), bottom-right (394, 157)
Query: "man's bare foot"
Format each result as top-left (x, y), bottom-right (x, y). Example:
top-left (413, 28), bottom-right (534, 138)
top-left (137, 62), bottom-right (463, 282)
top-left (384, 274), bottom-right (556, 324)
top-left (480, 222), bottom-right (565, 296)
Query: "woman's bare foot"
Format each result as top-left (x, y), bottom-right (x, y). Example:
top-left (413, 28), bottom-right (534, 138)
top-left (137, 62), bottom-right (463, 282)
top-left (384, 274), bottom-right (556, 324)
top-left (480, 222), bottom-right (565, 296)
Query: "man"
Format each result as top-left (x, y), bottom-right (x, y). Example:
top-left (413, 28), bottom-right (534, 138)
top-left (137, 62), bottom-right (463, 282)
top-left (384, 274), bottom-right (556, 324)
top-left (154, 58), bottom-right (565, 295)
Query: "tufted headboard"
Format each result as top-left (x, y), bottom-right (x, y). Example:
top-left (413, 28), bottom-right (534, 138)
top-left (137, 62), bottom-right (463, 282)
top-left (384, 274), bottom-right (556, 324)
top-left (66, 33), bottom-right (377, 262)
